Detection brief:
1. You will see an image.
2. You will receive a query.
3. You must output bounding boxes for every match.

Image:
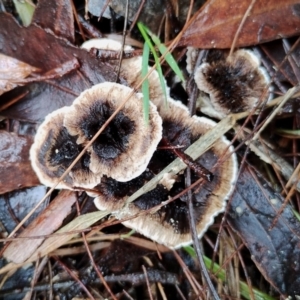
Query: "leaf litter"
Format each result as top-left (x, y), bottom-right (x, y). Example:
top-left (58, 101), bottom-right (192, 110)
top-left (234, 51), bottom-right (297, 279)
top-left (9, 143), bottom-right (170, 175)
top-left (1, 0), bottom-right (300, 299)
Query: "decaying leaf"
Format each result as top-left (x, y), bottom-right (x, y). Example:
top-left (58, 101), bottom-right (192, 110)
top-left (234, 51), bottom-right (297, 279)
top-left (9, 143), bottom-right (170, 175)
top-left (179, 0), bottom-right (300, 48)
top-left (0, 131), bottom-right (39, 194)
top-left (33, 0), bottom-right (74, 42)
top-left (0, 13), bottom-right (119, 122)
top-left (0, 186), bottom-right (49, 232)
top-left (26, 210), bottom-right (109, 263)
top-left (0, 53), bottom-right (40, 96)
top-left (228, 165), bottom-right (300, 297)
top-left (3, 190), bottom-right (77, 264)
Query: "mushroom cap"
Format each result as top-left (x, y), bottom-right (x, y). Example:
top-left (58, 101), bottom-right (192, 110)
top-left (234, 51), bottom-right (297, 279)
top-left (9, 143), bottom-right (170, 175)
top-left (186, 46), bottom-right (200, 75)
top-left (30, 107), bottom-right (102, 189)
top-left (81, 38), bottom-right (133, 52)
top-left (93, 100), bottom-right (238, 248)
top-left (93, 99), bottom-right (190, 211)
top-left (81, 38), bottom-right (169, 109)
top-left (119, 116), bottom-right (237, 248)
top-left (64, 82), bottom-right (163, 182)
top-left (93, 170), bottom-right (153, 211)
top-left (194, 49), bottom-right (270, 118)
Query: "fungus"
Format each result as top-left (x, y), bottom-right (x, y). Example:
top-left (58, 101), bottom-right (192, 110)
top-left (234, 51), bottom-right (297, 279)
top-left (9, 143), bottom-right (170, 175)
top-left (81, 38), bottom-right (169, 109)
top-left (30, 107), bottom-right (101, 189)
top-left (186, 46), bottom-right (200, 75)
top-left (93, 100), bottom-right (238, 248)
top-left (192, 49), bottom-right (270, 119)
top-left (81, 38), bottom-right (133, 53)
top-left (64, 82), bottom-right (162, 182)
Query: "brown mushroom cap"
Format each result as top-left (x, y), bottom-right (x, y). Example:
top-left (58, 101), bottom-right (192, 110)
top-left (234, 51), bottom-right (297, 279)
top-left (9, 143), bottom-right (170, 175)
top-left (119, 116), bottom-right (237, 248)
top-left (193, 49), bottom-right (270, 119)
top-left (93, 100), bottom-right (238, 248)
top-left (92, 99), bottom-right (190, 211)
top-left (64, 82), bottom-right (163, 182)
top-left (30, 107), bottom-right (102, 189)
top-left (81, 38), bottom-right (169, 109)
top-left (186, 46), bottom-right (200, 75)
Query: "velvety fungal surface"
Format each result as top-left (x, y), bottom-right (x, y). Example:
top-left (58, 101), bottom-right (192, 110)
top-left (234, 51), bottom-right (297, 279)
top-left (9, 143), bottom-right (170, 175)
top-left (120, 109), bottom-right (237, 248)
top-left (48, 127), bottom-right (90, 170)
top-left (80, 102), bottom-right (135, 161)
top-left (194, 49), bottom-right (270, 118)
top-left (133, 146), bottom-right (221, 235)
top-left (64, 82), bottom-right (163, 182)
top-left (30, 107), bottom-right (101, 189)
top-left (202, 57), bottom-right (264, 113)
top-left (93, 171), bottom-right (153, 210)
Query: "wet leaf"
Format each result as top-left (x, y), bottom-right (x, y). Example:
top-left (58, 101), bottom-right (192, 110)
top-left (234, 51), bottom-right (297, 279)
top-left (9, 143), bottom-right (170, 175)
top-left (179, 0), bottom-right (300, 49)
top-left (3, 190), bottom-right (77, 264)
top-left (0, 53), bottom-right (40, 96)
top-left (0, 13), bottom-right (119, 122)
top-left (32, 0), bottom-right (74, 42)
top-left (26, 210), bottom-right (109, 262)
top-left (227, 165), bottom-right (300, 297)
top-left (0, 131), bottom-right (39, 194)
top-left (0, 186), bottom-right (48, 233)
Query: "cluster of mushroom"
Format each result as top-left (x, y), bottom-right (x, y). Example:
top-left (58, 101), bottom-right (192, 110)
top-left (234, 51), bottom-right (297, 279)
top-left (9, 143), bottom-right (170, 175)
top-left (31, 39), bottom-right (254, 248)
top-left (30, 82), bottom-right (163, 189)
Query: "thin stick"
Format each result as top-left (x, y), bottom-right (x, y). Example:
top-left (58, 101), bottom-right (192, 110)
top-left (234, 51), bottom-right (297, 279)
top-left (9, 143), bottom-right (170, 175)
top-left (115, 0), bottom-right (129, 82)
top-left (252, 85), bottom-right (300, 139)
top-left (186, 169), bottom-right (220, 300)
top-left (142, 265), bottom-right (154, 300)
top-left (229, 0), bottom-right (257, 56)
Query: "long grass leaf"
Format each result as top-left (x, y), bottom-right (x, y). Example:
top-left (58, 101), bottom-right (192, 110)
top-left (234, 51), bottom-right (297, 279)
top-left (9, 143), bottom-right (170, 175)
top-left (141, 41), bottom-right (150, 124)
top-left (184, 246), bottom-right (275, 300)
top-left (137, 22), bottom-right (168, 105)
top-left (146, 29), bottom-right (184, 82)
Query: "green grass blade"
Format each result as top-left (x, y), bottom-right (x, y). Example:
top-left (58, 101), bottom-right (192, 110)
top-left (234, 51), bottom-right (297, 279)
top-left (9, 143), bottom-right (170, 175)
top-left (146, 29), bottom-right (184, 82)
top-left (137, 22), bottom-right (168, 105)
top-left (13, 0), bottom-right (35, 27)
top-left (184, 246), bottom-right (275, 300)
top-left (141, 41), bottom-right (150, 124)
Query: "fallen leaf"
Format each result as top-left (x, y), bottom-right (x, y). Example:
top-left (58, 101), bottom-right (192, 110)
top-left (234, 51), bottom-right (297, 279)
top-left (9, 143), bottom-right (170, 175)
top-left (0, 13), bottom-right (119, 122)
top-left (179, 0), bottom-right (300, 49)
top-left (33, 0), bottom-right (75, 42)
top-left (0, 185), bottom-right (48, 232)
top-left (0, 53), bottom-right (40, 96)
top-left (3, 190), bottom-right (77, 264)
top-left (227, 165), bottom-right (300, 297)
top-left (26, 210), bottom-right (109, 263)
top-left (0, 131), bottom-right (39, 194)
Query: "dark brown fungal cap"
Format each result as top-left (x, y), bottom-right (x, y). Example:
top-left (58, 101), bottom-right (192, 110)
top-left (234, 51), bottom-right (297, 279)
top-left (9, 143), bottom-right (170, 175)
top-left (93, 170), bottom-right (154, 211)
top-left (94, 101), bottom-right (238, 248)
top-left (118, 115), bottom-right (237, 248)
top-left (93, 100), bottom-right (191, 211)
top-left (193, 49), bottom-right (270, 119)
top-left (64, 82), bottom-right (162, 182)
top-left (81, 38), bottom-right (169, 109)
top-left (30, 107), bottom-right (102, 189)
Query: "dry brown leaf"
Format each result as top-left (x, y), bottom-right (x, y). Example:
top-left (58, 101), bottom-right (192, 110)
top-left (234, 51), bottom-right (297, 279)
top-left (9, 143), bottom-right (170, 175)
top-left (3, 190), bottom-right (77, 264)
top-left (179, 0), bottom-right (300, 48)
top-left (33, 0), bottom-right (75, 42)
top-left (26, 210), bottom-right (109, 263)
top-left (0, 53), bottom-right (40, 96)
top-left (0, 131), bottom-right (39, 194)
